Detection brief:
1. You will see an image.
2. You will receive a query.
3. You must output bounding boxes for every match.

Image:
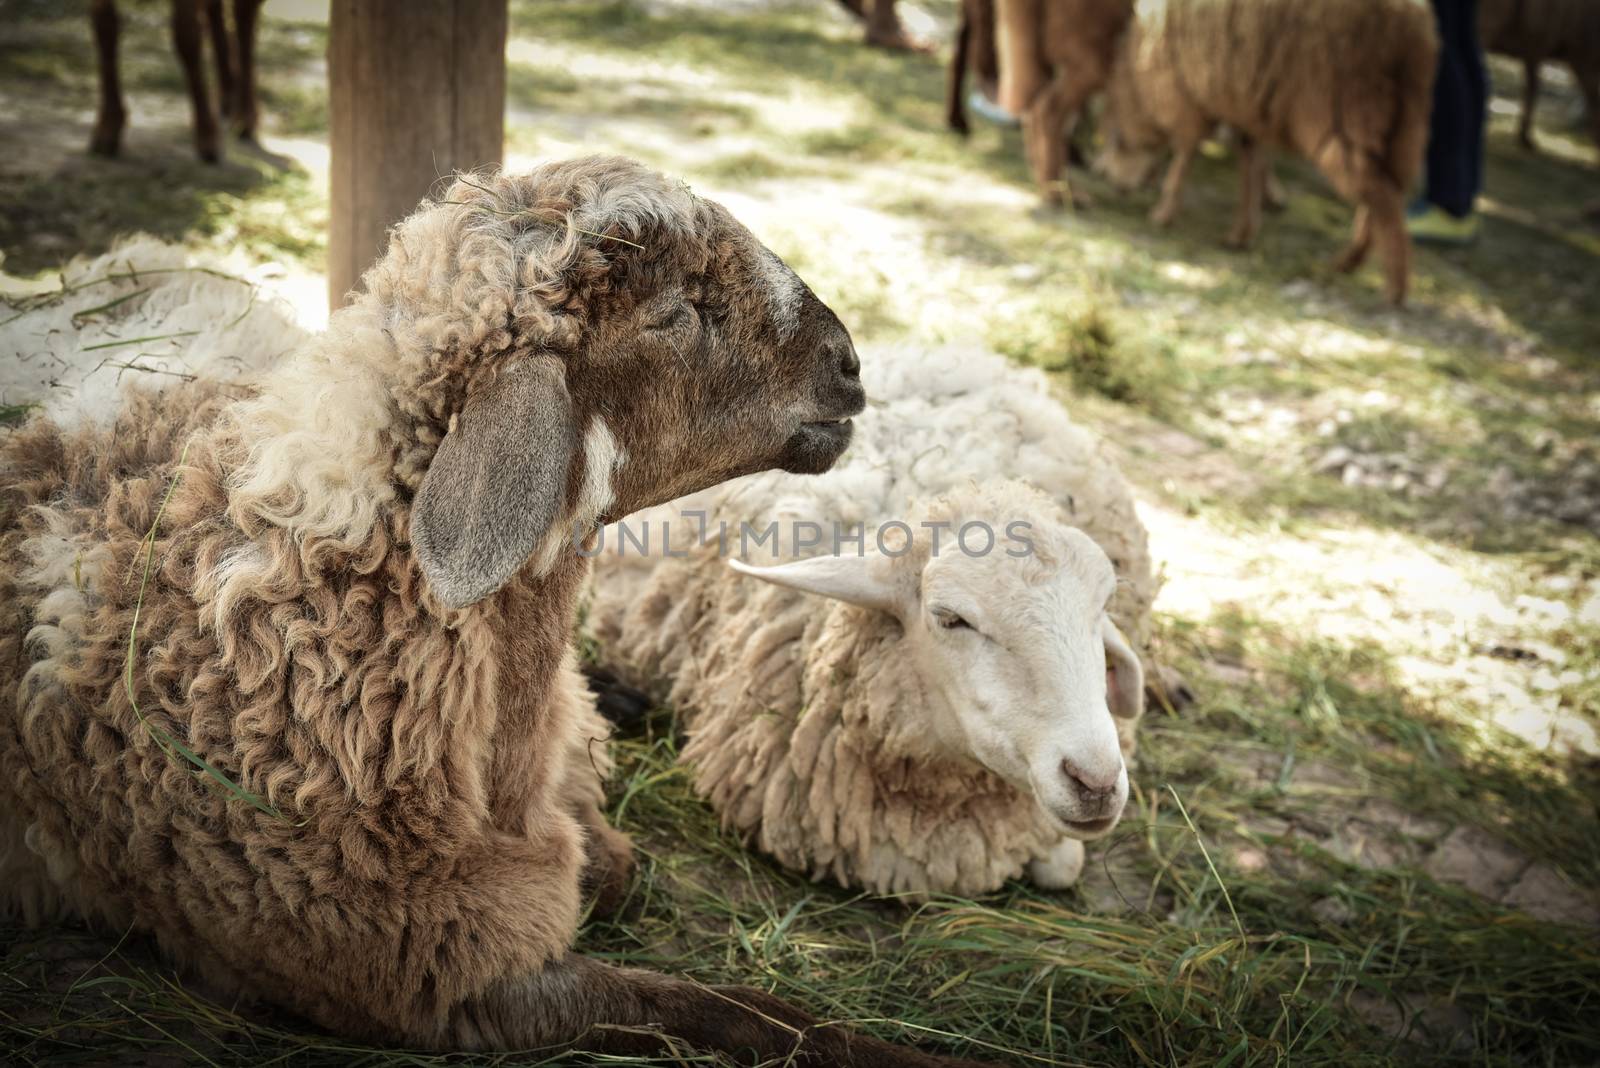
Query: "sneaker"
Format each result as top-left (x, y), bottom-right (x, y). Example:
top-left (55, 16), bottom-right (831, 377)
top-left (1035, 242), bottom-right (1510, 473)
top-left (968, 90), bottom-right (1021, 128)
top-left (1407, 203), bottom-right (1479, 245)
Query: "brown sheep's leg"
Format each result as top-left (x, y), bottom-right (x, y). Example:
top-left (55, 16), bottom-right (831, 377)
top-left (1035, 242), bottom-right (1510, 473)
top-left (1024, 70), bottom-right (1078, 208)
top-left (864, 0), bottom-right (927, 51)
top-left (1575, 63), bottom-right (1600, 161)
top-left (1332, 205), bottom-right (1372, 273)
top-left (1025, 39), bottom-right (1107, 210)
top-left (88, 0), bottom-right (126, 157)
top-left (995, 0), bottom-right (1045, 114)
top-left (574, 801), bottom-right (634, 920)
top-left (1226, 135), bottom-right (1265, 248)
top-left (203, 0), bottom-right (234, 119)
top-left (231, 0), bottom-right (262, 140)
top-left (970, 0), bottom-right (999, 98)
top-left (1518, 57), bottom-right (1541, 151)
top-left (1366, 181), bottom-right (1409, 306)
top-left (1149, 138), bottom-right (1199, 227)
top-left (1263, 157), bottom-right (1287, 212)
top-left (946, 0), bottom-right (974, 135)
top-left (172, 0), bottom-right (221, 161)
top-left (451, 953), bottom-right (995, 1066)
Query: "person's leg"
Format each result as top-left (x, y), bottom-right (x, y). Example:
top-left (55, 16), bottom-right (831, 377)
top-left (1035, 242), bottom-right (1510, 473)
top-left (1459, 0), bottom-right (1487, 209)
top-left (1414, 0), bottom-right (1485, 242)
top-left (1424, 0), bottom-right (1474, 217)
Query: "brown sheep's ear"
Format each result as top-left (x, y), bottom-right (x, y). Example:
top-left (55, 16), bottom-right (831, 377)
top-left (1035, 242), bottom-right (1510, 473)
top-left (1102, 617), bottom-right (1145, 722)
top-left (412, 357), bottom-right (575, 609)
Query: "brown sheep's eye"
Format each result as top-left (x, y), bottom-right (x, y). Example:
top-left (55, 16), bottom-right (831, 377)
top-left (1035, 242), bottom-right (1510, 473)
top-left (647, 304), bottom-right (691, 331)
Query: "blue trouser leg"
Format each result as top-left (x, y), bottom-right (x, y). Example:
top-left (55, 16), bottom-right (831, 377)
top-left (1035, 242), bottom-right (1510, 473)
top-left (1424, 0), bottom-right (1487, 217)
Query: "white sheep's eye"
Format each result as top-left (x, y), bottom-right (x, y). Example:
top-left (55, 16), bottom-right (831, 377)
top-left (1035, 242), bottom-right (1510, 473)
top-left (935, 611), bottom-right (974, 632)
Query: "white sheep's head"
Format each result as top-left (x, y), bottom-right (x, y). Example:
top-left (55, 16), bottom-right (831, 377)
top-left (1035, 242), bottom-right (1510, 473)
top-left (730, 484), bottom-right (1144, 839)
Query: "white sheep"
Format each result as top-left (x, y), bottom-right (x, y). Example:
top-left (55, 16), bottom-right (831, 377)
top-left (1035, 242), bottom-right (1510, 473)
top-left (587, 343), bottom-right (1157, 897)
top-left (1, 157), bottom-right (991, 1067)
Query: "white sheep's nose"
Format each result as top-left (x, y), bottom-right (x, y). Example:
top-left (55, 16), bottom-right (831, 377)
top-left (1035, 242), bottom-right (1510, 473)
top-left (1061, 757), bottom-right (1121, 808)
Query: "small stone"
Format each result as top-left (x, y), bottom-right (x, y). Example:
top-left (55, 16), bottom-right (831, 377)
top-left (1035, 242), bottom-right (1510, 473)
top-left (1425, 826), bottom-right (1528, 899)
top-left (1315, 445), bottom-right (1353, 473)
top-left (1312, 896), bottom-right (1354, 926)
top-left (1232, 846), bottom-right (1269, 873)
top-left (1579, 592), bottom-right (1600, 627)
top-left (1501, 864), bottom-right (1600, 927)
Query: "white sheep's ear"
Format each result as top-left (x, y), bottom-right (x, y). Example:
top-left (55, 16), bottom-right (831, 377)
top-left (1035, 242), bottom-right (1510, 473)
top-left (412, 358), bottom-right (575, 609)
top-left (729, 554), bottom-right (903, 616)
top-left (1102, 617), bottom-right (1146, 721)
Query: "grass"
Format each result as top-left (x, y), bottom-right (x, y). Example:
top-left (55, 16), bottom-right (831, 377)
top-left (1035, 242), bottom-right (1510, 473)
top-left (3, 0), bottom-right (1600, 1064)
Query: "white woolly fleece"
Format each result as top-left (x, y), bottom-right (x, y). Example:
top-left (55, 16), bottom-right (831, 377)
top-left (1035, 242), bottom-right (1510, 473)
top-left (587, 343), bottom-right (1159, 896)
top-left (1, 237), bottom-right (313, 427)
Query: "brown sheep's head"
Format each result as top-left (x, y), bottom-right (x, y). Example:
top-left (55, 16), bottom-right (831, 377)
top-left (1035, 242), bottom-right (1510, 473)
top-left (374, 156), bottom-right (864, 609)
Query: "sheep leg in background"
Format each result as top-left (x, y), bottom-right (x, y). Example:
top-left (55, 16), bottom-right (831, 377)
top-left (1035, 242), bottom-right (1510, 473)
top-left (1148, 137), bottom-right (1200, 227)
top-left (863, 0), bottom-right (928, 52)
top-left (203, 0), bottom-right (234, 120)
top-left (1335, 165), bottom-right (1410, 305)
top-left (1262, 159), bottom-right (1287, 212)
top-left (947, 0), bottom-right (974, 134)
top-left (994, 0), bottom-right (1046, 115)
top-left (1517, 57), bottom-right (1541, 150)
top-left (1577, 62), bottom-right (1600, 159)
top-left (1027, 838), bottom-right (1086, 889)
top-left (1368, 182), bottom-right (1410, 306)
top-left (88, 0), bottom-right (125, 157)
top-left (581, 662), bottom-right (653, 730)
top-left (1024, 66), bottom-right (1102, 207)
top-left (230, 0), bottom-right (262, 140)
top-left (171, 0), bottom-right (221, 161)
top-left (1333, 203), bottom-right (1374, 274)
top-left (455, 955), bottom-right (994, 1067)
top-left (1226, 134), bottom-right (1267, 248)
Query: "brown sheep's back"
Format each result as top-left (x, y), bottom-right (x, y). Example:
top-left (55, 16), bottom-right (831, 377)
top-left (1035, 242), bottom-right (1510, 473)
top-left (1138, 0), bottom-right (1439, 188)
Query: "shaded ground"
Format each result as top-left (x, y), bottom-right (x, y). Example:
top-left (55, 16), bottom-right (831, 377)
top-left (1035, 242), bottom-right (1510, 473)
top-left (2, 0), bottom-right (1599, 1065)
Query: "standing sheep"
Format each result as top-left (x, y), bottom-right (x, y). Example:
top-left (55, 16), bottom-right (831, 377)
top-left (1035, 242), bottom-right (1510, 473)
top-left (0, 156), bottom-right (993, 1067)
top-left (946, 0), bottom-right (1129, 207)
top-left (90, 0), bottom-right (265, 161)
top-left (1479, 0), bottom-right (1600, 157)
top-left (1095, 0), bottom-right (1439, 305)
top-left (587, 344), bottom-right (1157, 896)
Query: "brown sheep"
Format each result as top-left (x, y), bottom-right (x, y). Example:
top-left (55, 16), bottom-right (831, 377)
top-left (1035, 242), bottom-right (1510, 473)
top-left (90, 0), bottom-right (264, 162)
top-left (1009, 0), bottom-right (1133, 207)
top-left (1096, 0), bottom-right (1439, 305)
top-left (0, 156), bottom-right (991, 1067)
top-left (1479, 0), bottom-right (1600, 157)
top-left (947, 0), bottom-right (1132, 206)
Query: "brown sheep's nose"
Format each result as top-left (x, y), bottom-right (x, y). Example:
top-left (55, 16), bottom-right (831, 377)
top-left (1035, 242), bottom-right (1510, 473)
top-left (1061, 758), bottom-right (1120, 805)
top-left (834, 336), bottom-right (860, 379)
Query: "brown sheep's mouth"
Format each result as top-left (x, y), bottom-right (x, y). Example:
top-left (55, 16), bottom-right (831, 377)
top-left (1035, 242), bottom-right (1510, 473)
top-left (779, 418), bottom-right (855, 474)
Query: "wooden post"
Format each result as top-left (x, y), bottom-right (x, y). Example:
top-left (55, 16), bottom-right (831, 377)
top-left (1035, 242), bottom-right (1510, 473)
top-left (327, 0), bottom-right (507, 309)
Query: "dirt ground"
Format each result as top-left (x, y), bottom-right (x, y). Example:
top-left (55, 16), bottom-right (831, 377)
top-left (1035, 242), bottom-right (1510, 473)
top-left (2, 1), bottom-right (1598, 1065)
